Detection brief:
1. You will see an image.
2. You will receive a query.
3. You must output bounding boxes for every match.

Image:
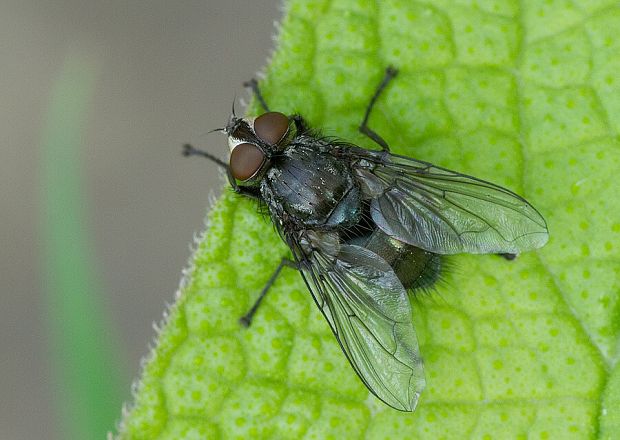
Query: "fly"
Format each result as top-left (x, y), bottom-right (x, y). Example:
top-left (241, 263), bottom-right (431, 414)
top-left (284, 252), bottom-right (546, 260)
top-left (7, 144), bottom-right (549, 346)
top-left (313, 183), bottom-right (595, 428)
top-left (183, 67), bottom-right (549, 411)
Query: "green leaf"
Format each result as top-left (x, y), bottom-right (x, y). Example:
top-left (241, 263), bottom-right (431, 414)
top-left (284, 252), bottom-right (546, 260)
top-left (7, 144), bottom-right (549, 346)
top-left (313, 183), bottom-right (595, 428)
top-left (117, 1), bottom-right (620, 438)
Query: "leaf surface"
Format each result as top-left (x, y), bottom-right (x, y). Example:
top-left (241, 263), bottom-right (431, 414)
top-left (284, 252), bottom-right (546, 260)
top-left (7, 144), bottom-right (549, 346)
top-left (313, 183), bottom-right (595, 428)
top-left (118, 1), bottom-right (620, 438)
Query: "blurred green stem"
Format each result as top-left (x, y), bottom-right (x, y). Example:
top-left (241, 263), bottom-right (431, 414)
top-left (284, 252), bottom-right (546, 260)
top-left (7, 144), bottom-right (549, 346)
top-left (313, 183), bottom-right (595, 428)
top-left (41, 49), bottom-right (125, 439)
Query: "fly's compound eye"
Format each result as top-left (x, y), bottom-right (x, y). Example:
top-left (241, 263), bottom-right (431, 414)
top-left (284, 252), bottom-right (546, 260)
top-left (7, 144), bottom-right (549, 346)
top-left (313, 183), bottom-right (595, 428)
top-left (254, 112), bottom-right (289, 145)
top-left (229, 143), bottom-right (266, 181)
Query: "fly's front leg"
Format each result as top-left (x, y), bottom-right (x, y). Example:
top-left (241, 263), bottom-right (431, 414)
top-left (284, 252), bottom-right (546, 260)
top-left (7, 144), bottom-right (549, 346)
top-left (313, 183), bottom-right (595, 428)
top-left (292, 114), bottom-right (308, 134)
top-left (239, 257), bottom-right (298, 327)
top-left (243, 78), bottom-right (270, 113)
top-left (182, 143), bottom-right (260, 199)
top-left (359, 66), bottom-right (399, 152)
top-left (183, 143), bottom-right (227, 168)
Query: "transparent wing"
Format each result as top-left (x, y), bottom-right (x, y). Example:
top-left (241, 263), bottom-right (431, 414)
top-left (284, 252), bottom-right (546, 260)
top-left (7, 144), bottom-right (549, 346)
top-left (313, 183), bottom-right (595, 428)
top-left (290, 237), bottom-right (425, 411)
top-left (352, 149), bottom-right (549, 255)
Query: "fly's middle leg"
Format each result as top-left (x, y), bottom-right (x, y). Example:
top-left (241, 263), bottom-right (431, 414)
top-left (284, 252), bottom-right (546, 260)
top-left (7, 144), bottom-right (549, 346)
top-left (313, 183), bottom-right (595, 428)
top-left (359, 66), bottom-right (399, 152)
top-left (239, 257), bottom-right (298, 327)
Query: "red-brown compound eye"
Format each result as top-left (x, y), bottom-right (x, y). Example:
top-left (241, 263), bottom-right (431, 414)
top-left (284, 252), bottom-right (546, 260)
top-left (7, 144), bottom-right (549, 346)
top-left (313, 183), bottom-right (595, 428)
top-left (229, 143), bottom-right (266, 181)
top-left (254, 112), bottom-right (289, 145)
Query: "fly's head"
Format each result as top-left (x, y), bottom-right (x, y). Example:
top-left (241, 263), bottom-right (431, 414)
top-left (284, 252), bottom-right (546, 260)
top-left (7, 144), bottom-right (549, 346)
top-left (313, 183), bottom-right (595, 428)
top-left (225, 111), bottom-right (291, 186)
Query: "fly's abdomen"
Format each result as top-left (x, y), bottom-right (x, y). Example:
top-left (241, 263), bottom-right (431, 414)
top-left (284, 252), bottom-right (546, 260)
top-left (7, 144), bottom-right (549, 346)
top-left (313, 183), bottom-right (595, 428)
top-left (353, 228), bottom-right (441, 291)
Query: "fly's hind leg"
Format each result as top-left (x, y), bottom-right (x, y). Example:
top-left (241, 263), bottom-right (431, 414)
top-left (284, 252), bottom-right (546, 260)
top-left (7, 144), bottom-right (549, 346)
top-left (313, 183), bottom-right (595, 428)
top-left (239, 257), bottom-right (298, 327)
top-left (243, 78), bottom-right (270, 113)
top-left (499, 253), bottom-right (517, 261)
top-left (359, 66), bottom-right (399, 152)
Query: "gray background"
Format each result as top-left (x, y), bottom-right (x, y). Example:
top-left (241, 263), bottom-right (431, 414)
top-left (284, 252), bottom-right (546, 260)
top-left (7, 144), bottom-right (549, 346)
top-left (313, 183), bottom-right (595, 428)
top-left (1, 1), bottom-right (280, 438)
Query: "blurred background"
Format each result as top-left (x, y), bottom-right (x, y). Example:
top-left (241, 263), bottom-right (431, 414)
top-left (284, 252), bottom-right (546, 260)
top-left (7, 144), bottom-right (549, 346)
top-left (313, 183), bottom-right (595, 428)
top-left (1, 1), bottom-right (280, 438)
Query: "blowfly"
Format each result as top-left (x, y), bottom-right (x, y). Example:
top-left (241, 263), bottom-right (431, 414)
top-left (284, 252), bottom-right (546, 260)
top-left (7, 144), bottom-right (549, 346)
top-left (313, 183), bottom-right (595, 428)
top-left (183, 67), bottom-right (549, 411)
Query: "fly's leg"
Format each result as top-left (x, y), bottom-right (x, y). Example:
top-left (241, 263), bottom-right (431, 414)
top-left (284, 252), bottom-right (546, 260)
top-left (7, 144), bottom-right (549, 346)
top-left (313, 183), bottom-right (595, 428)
top-left (359, 66), bottom-right (399, 152)
top-left (243, 78), bottom-right (270, 113)
top-left (292, 114), bottom-right (308, 134)
top-left (499, 253), bottom-right (517, 261)
top-left (183, 143), bottom-right (227, 168)
top-left (182, 144), bottom-right (261, 199)
top-left (239, 257), bottom-right (298, 327)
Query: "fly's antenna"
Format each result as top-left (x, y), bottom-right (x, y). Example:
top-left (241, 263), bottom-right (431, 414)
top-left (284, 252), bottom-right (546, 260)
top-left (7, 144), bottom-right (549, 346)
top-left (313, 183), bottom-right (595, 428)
top-left (231, 94), bottom-right (237, 118)
top-left (195, 126), bottom-right (225, 139)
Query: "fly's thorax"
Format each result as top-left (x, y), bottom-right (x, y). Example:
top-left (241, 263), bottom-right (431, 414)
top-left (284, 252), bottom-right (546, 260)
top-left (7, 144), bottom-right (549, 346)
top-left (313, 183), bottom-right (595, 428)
top-left (262, 144), bottom-right (362, 228)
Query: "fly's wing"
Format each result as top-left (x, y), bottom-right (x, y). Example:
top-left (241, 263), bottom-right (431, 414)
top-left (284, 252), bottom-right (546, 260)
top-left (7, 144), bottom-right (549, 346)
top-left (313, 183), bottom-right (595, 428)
top-left (289, 235), bottom-right (425, 411)
top-left (352, 149), bottom-right (549, 255)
